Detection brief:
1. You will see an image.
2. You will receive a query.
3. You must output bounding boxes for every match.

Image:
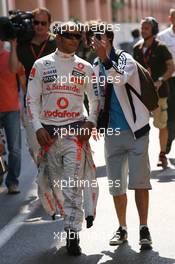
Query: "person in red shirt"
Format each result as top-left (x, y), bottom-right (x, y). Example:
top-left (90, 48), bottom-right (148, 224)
top-left (0, 39), bottom-right (25, 194)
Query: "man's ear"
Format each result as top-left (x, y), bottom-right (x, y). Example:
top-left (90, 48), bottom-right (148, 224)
top-left (168, 15), bottom-right (172, 23)
top-left (56, 34), bottom-right (61, 41)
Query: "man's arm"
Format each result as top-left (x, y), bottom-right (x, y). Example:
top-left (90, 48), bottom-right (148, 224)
top-left (154, 59), bottom-right (174, 90)
top-left (8, 39), bottom-right (21, 73)
top-left (85, 68), bottom-right (100, 127)
top-left (27, 63), bottom-right (52, 147)
top-left (78, 67), bottom-right (100, 143)
top-left (94, 37), bottom-right (137, 86)
top-left (27, 63), bottom-right (43, 131)
top-left (8, 39), bottom-right (27, 94)
top-left (19, 74), bottom-right (27, 96)
top-left (162, 59), bottom-right (174, 81)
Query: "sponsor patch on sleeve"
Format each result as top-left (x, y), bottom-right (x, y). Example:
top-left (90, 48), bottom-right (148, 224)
top-left (28, 67), bottom-right (36, 81)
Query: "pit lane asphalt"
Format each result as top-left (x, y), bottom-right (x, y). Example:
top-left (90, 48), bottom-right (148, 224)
top-left (0, 121), bottom-right (175, 264)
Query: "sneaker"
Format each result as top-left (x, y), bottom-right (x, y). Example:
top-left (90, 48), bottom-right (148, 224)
top-left (157, 152), bottom-right (168, 168)
top-left (86, 215), bottom-right (94, 228)
top-left (8, 184), bottom-right (20, 194)
top-left (139, 226), bottom-right (152, 246)
top-left (66, 230), bottom-right (82, 256)
top-left (109, 226), bottom-right (128, 246)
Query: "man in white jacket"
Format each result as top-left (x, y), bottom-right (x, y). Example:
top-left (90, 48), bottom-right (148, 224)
top-left (93, 25), bottom-right (152, 249)
top-left (27, 21), bottom-right (100, 256)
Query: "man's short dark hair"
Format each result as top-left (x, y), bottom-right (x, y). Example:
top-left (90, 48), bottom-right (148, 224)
top-left (95, 23), bottom-right (114, 44)
top-left (105, 29), bottom-right (114, 44)
top-left (141, 17), bottom-right (159, 35)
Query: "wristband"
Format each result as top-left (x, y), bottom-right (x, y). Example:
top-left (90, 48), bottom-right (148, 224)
top-left (158, 77), bottom-right (164, 82)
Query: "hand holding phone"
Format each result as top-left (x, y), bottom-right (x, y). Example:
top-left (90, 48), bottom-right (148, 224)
top-left (94, 32), bottom-right (102, 40)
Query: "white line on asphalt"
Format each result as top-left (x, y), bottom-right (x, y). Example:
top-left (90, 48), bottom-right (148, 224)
top-left (0, 199), bottom-right (39, 249)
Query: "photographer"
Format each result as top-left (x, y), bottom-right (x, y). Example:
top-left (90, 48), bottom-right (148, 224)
top-left (17, 7), bottom-right (57, 163)
top-left (17, 7), bottom-right (57, 81)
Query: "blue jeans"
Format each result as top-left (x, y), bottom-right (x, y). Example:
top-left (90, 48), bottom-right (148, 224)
top-left (0, 111), bottom-right (21, 187)
top-left (168, 77), bottom-right (175, 144)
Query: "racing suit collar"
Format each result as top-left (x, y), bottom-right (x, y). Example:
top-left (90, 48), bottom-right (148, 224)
top-left (56, 48), bottom-right (75, 59)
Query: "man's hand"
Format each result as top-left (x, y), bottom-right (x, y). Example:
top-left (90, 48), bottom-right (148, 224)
top-left (9, 38), bottom-right (20, 73)
top-left (78, 121), bottom-right (94, 143)
top-left (36, 128), bottom-right (53, 147)
top-left (154, 80), bottom-right (163, 91)
top-left (10, 39), bottom-right (17, 49)
top-left (93, 37), bottom-right (108, 62)
top-left (91, 127), bottom-right (103, 141)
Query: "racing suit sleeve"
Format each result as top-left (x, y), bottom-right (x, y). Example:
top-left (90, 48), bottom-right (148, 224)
top-left (27, 63), bottom-right (43, 132)
top-left (84, 67), bottom-right (100, 126)
top-left (102, 52), bottom-right (137, 86)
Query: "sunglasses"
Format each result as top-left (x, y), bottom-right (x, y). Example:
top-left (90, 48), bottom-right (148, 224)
top-left (33, 20), bottom-right (48, 26)
top-left (59, 32), bottom-right (82, 40)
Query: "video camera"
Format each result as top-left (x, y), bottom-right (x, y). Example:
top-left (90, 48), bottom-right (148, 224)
top-left (0, 10), bottom-right (35, 43)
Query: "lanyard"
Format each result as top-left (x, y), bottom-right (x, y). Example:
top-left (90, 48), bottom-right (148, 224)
top-left (30, 38), bottom-right (48, 60)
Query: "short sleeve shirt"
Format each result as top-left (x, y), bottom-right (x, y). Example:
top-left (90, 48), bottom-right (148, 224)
top-left (17, 33), bottom-right (57, 81)
top-left (133, 39), bottom-right (172, 97)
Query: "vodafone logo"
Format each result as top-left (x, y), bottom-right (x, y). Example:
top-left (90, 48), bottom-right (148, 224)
top-left (57, 97), bottom-right (69, 109)
top-left (44, 110), bottom-right (80, 118)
